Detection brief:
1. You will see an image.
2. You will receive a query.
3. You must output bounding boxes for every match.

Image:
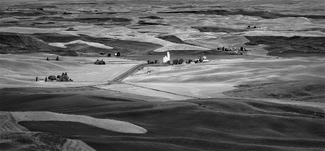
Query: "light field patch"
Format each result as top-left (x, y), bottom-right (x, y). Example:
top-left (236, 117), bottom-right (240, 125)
top-left (0, 54), bottom-right (141, 87)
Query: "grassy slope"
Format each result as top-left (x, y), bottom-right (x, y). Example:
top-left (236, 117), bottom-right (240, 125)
top-left (156, 35), bottom-right (186, 44)
top-left (224, 81), bottom-right (325, 103)
top-left (0, 32), bottom-right (78, 56)
top-left (245, 36), bottom-right (325, 56)
top-left (32, 33), bottom-right (163, 55)
top-left (1, 87), bottom-right (324, 151)
top-left (0, 32), bottom-right (163, 56)
top-left (0, 32), bottom-right (56, 53)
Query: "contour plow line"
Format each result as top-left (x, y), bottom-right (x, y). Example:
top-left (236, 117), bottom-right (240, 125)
top-left (123, 82), bottom-right (201, 99)
top-left (111, 63), bottom-right (148, 83)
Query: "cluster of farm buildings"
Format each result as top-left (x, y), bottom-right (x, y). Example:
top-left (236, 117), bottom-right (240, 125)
top-left (35, 46), bottom-right (250, 82)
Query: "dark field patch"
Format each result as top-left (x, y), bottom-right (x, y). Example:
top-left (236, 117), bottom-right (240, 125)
top-left (139, 16), bottom-right (163, 19)
top-left (76, 17), bottom-right (131, 23)
top-left (0, 9), bottom-right (58, 18)
top-left (33, 16), bottom-right (132, 25)
top-left (193, 26), bottom-right (247, 33)
top-left (0, 32), bottom-right (80, 56)
top-left (0, 11), bottom-right (46, 17)
top-left (0, 32), bottom-right (61, 54)
top-left (34, 16), bottom-right (65, 21)
top-left (0, 32), bottom-right (162, 56)
top-left (225, 81), bottom-right (325, 103)
top-left (137, 20), bottom-right (167, 26)
top-left (73, 34), bottom-right (162, 55)
top-left (32, 33), bottom-right (163, 55)
top-left (156, 35), bottom-right (186, 44)
top-left (1, 87), bottom-right (325, 151)
top-left (56, 2), bottom-right (115, 5)
top-left (245, 36), bottom-right (325, 56)
top-left (31, 33), bottom-right (81, 43)
top-left (159, 9), bottom-right (325, 19)
top-left (7, 3), bottom-right (58, 9)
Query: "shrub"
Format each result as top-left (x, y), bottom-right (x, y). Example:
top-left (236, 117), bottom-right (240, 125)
top-left (95, 59), bottom-right (100, 64)
top-left (173, 59), bottom-right (178, 65)
top-left (48, 75), bottom-right (56, 81)
top-left (178, 58), bottom-right (184, 64)
top-left (198, 57), bottom-right (203, 62)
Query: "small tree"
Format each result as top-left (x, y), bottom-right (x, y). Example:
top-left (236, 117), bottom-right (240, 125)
top-left (46, 57), bottom-right (49, 61)
top-left (107, 53), bottom-right (111, 57)
top-left (45, 77), bottom-right (47, 82)
top-left (56, 56), bottom-right (59, 61)
top-left (147, 60), bottom-right (151, 64)
top-left (173, 59), bottom-right (178, 65)
top-left (178, 58), bottom-right (184, 64)
top-left (198, 56), bottom-right (203, 62)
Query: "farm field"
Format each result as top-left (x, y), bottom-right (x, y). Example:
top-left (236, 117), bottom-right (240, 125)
top-left (123, 58), bottom-right (325, 108)
top-left (0, 53), bottom-right (142, 88)
top-left (1, 0), bottom-right (325, 151)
